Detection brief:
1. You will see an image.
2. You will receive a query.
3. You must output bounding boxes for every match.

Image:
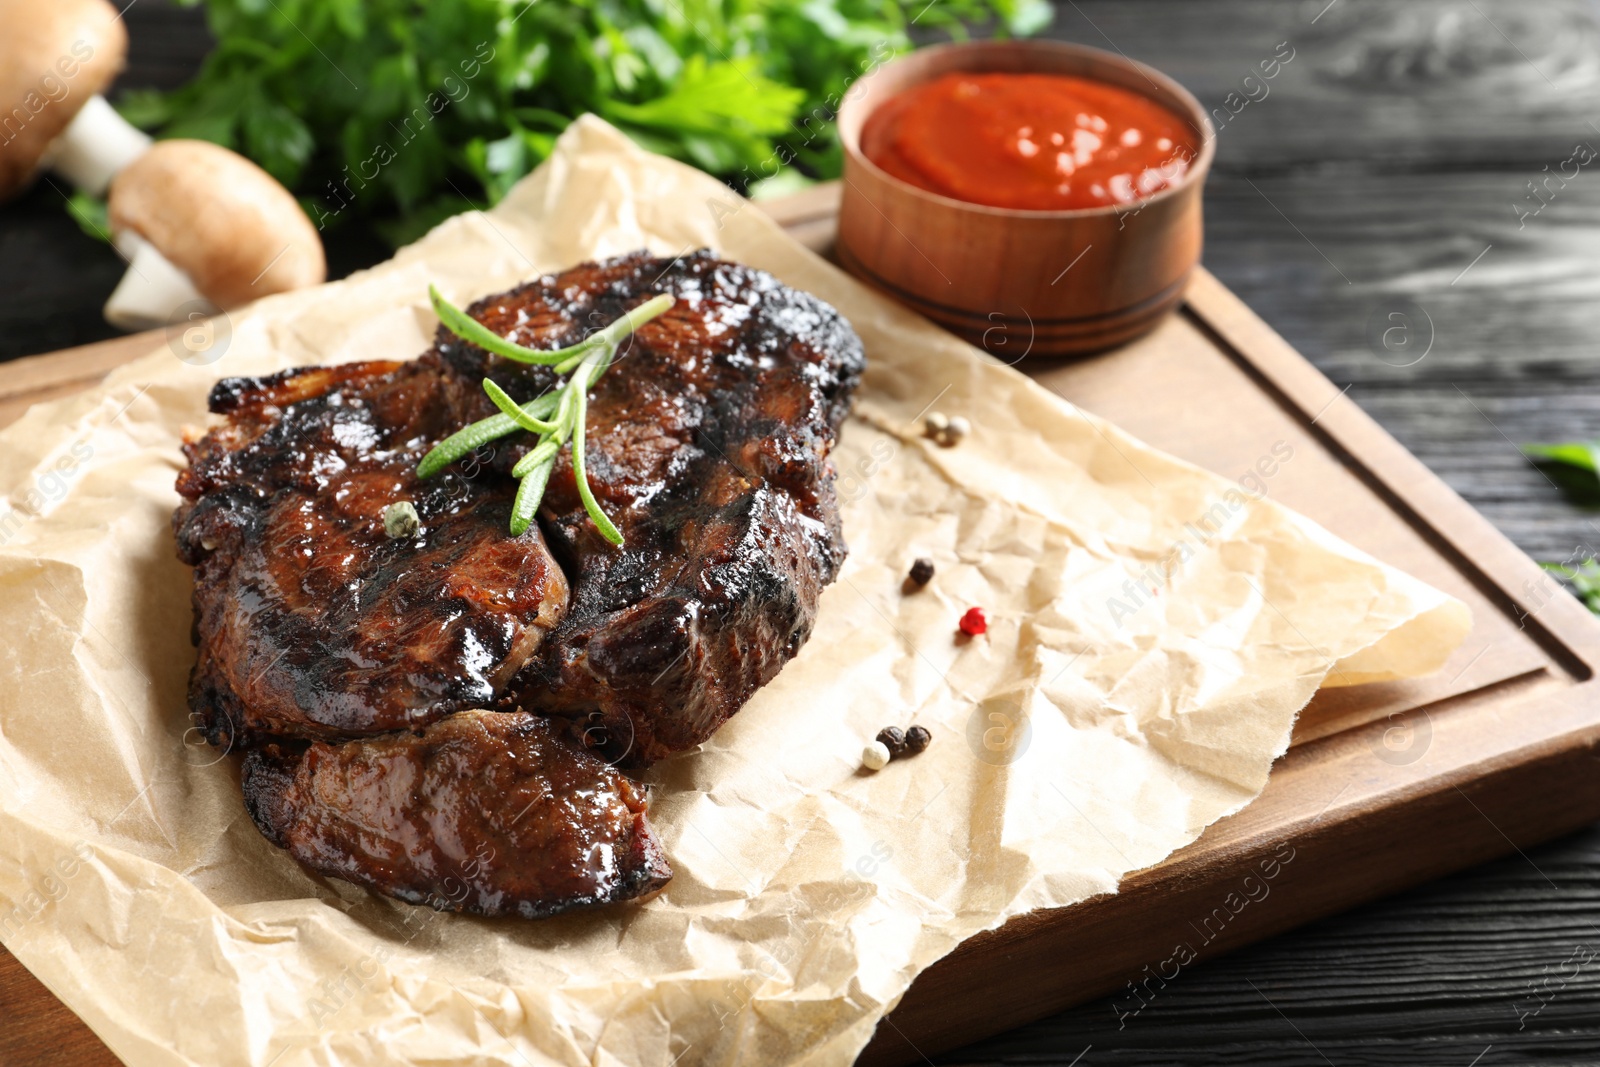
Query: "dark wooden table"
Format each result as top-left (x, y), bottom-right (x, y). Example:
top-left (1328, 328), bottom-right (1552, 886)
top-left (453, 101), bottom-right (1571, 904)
top-left (6, 2), bottom-right (1600, 1064)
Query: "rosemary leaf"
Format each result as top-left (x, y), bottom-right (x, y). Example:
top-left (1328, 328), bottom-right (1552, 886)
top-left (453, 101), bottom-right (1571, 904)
top-left (512, 437), bottom-right (561, 479)
top-left (429, 285), bottom-right (581, 366)
top-left (483, 378), bottom-right (560, 434)
top-left (421, 285), bottom-right (675, 542)
top-left (510, 456), bottom-right (557, 536)
top-left (416, 393), bottom-right (558, 479)
top-left (571, 355), bottom-right (624, 546)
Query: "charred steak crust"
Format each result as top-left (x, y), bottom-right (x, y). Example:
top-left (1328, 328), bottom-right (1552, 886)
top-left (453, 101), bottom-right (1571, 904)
top-left (175, 360), bottom-right (569, 749)
top-left (241, 711), bottom-right (672, 919)
top-left (176, 250), bottom-right (864, 916)
top-left (433, 250), bottom-right (865, 764)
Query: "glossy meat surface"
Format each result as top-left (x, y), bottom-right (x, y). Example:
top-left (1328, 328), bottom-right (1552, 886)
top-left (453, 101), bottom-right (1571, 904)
top-left (175, 361), bottom-right (569, 747)
top-left (435, 250), bottom-right (865, 764)
top-left (175, 250), bottom-right (863, 917)
top-left (242, 711), bottom-right (671, 918)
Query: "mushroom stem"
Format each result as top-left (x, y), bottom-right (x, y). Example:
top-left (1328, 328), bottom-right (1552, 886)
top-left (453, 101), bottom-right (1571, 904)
top-left (41, 96), bottom-right (152, 197)
top-left (103, 232), bottom-right (214, 331)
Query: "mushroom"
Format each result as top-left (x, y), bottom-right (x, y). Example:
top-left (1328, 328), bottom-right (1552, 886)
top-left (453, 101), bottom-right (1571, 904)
top-left (2, 0), bottom-right (326, 330)
top-left (104, 140), bottom-right (326, 329)
top-left (0, 0), bottom-right (145, 199)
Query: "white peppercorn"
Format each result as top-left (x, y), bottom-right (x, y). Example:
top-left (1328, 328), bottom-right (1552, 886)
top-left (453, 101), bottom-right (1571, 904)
top-left (384, 501), bottom-right (421, 539)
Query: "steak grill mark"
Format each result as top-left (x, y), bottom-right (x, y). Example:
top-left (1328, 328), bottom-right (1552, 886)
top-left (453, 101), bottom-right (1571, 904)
top-left (173, 250), bottom-right (865, 917)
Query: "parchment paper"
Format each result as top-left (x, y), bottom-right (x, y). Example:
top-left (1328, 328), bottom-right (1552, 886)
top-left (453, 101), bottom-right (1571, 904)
top-left (0, 116), bottom-right (1470, 1067)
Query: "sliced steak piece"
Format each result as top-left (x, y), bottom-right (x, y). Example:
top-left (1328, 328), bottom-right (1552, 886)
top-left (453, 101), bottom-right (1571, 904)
top-left (432, 250), bottom-right (865, 764)
top-left (241, 711), bottom-right (671, 918)
top-left (175, 360), bottom-right (569, 747)
top-left (175, 250), bottom-right (862, 917)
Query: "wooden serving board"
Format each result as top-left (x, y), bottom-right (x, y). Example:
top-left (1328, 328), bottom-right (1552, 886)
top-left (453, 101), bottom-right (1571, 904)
top-left (4, 186), bottom-right (1600, 1067)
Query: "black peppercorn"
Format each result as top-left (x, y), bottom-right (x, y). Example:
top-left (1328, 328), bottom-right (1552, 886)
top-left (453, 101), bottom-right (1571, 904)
top-left (908, 557), bottom-right (935, 586)
top-left (876, 726), bottom-right (907, 759)
top-left (903, 725), bottom-right (932, 755)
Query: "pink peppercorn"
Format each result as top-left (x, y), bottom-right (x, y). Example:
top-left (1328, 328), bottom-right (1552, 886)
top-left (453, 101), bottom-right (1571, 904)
top-left (959, 607), bottom-right (987, 636)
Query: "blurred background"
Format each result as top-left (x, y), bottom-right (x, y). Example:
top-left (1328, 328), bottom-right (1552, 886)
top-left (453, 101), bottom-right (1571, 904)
top-left (5, 1), bottom-right (1600, 1063)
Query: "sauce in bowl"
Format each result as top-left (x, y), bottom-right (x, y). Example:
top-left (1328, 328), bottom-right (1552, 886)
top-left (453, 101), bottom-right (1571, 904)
top-left (860, 71), bottom-right (1197, 212)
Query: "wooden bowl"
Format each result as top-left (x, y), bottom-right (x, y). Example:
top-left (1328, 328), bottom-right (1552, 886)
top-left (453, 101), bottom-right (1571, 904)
top-left (836, 40), bottom-right (1215, 358)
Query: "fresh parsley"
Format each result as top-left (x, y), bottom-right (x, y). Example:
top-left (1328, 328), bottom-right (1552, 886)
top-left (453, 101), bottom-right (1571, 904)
top-left (1523, 440), bottom-right (1600, 614)
top-left (121, 0), bottom-right (1049, 244)
top-left (1542, 560), bottom-right (1600, 615)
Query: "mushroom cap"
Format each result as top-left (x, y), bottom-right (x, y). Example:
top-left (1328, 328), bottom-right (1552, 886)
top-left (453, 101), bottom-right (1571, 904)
top-left (0, 0), bottom-right (127, 201)
top-left (107, 139), bottom-right (327, 309)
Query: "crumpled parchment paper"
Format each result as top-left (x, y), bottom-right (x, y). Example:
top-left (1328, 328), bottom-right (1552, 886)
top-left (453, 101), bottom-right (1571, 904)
top-left (0, 116), bottom-right (1469, 1067)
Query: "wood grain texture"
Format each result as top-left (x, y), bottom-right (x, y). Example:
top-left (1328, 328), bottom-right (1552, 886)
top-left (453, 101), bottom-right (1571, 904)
top-left (937, 3), bottom-right (1600, 1061)
top-left (1202, 168), bottom-right (1600, 566)
top-left (853, 262), bottom-right (1600, 1064)
top-left (932, 826), bottom-right (1600, 1066)
top-left (0, 954), bottom-right (117, 1067)
top-left (1045, 0), bottom-right (1600, 170)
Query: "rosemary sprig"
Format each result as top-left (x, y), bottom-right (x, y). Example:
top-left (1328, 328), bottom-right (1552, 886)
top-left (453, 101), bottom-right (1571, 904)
top-left (418, 286), bottom-right (675, 544)
top-left (416, 394), bottom-right (559, 479)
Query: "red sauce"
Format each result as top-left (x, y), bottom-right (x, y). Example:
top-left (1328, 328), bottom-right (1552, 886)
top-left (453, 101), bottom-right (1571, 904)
top-left (861, 72), bottom-right (1197, 211)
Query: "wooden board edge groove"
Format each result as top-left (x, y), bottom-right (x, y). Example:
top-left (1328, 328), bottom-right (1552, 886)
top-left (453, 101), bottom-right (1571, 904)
top-left (859, 715), bottom-right (1600, 1065)
top-left (1179, 273), bottom-right (1600, 681)
top-left (854, 267), bottom-right (1600, 1064)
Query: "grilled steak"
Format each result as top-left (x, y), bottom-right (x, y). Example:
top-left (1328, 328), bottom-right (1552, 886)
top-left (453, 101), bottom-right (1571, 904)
top-left (438, 250), bottom-right (866, 764)
top-left (175, 250), bottom-right (864, 916)
top-left (242, 711), bottom-right (671, 918)
top-left (175, 360), bottom-right (570, 748)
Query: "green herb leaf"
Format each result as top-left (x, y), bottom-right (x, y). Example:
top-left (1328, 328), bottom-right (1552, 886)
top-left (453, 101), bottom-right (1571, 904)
top-left (420, 284), bottom-right (675, 544)
top-left (484, 377), bottom-right (560, 434)
top-left (116, 0), bottom-right (1046, 239)
top-left (415, 397), bottom-right (555, 480)
top-left (428, 285), bottom-right (575, 366)
top-left (605, 56), bottom-right (803, 137)
top-left (1542, 560), bottom-right (1600, 615)
top-left (570, 354), bottom-right (625, 546)
top-left (242, 98), bottom-right (315, 187)
top-left (115, 89), bottom-right (175, 130)
top-left (1523, 441), bottom-right (1600, 474)
top-left (510, 454), bottom-right (556, 536)
top-left (65, 193), bottom-right (111, 244)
